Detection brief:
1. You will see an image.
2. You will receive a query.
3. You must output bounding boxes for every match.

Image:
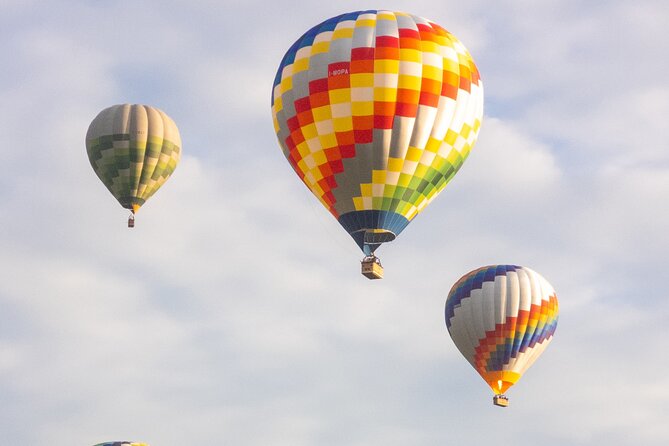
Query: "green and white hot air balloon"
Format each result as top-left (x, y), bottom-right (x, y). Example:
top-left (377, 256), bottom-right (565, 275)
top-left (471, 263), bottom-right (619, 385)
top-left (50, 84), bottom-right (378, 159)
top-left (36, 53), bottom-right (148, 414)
top-left (86, 104), bottom-right (181, 227)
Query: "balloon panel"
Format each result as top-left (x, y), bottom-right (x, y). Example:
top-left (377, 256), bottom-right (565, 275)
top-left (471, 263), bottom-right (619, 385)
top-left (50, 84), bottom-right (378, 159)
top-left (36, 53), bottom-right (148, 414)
top-left (272, 10), bottom-right (483, 252)
top-left (86, 104), bottom-right (181, 212)
top-left (445, 265), bottom-right (558, 394)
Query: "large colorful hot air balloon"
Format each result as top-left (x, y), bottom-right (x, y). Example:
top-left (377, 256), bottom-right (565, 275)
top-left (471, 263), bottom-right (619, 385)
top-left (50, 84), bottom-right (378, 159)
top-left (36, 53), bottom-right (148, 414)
top-left (272, 10), bottom-right (483, 278)
top-left (93, 442), bottom-right (149, 446)
top-left (445, 265), bottom-right (558, 407)
top-left (86, 104), bottom-right (181, 227)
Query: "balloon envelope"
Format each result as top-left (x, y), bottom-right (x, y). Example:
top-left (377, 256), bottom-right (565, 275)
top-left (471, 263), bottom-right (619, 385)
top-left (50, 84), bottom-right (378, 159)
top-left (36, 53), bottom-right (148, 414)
top-left (272, 10), bottom-right (483, 254)
top-left (86, 104), bottom-right (181, 214)
top-left (445, 265), bottom-right (558, 395)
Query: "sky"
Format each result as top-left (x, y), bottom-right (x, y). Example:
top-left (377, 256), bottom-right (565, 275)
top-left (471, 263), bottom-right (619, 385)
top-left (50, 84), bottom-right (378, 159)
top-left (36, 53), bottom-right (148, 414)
top-left (1, 0), bottom-right (668, 445)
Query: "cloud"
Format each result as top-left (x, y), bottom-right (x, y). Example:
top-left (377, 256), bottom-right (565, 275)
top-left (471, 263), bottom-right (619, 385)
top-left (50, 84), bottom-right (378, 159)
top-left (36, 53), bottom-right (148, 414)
top-left (462, 117), bottom-right (561, 194)
top-left (528, 86), bottom-right (669, 167)
top-left (1, 1), bottom-right (669, 446)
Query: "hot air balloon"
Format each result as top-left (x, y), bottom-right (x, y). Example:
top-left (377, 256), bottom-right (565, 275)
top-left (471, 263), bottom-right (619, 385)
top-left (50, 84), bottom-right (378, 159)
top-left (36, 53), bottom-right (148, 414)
top-left (445, 265), bottom-right (558, 407)
top-left (93, 442), bottom-right (149, 446)
top-left (271, 10), bottom-right (483, 278)
top-left (86, 104), bottom-right (181, 227)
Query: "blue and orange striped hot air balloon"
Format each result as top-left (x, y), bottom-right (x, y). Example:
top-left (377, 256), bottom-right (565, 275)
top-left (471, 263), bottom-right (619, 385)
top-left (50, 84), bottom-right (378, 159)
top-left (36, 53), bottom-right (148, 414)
top-left (445, 265), bottom-right (559, 407)
top-left (271, 10), bottom-right (483, 278)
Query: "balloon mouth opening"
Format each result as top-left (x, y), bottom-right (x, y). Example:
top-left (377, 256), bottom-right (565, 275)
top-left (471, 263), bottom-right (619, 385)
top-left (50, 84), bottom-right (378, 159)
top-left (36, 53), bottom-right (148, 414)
top-left (119, 197), bottom-right (145, 212)
top-left (338, 210), bottom-right (409, 254)
top-left (360, 229), bottom-right (396, 244)
top-left (354, 229), bottom-right (396, 255)
top-left (485, 372), bottom-right (520, 395)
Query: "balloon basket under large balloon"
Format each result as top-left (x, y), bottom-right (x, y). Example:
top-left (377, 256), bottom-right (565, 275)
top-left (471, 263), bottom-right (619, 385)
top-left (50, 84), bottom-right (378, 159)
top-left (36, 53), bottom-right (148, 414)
top-left (361, 255), bottom-right (383, 279)
top-left (493, 394), bottom-right (509, 407)
top-left (128, 213), bottom-right (135, 228)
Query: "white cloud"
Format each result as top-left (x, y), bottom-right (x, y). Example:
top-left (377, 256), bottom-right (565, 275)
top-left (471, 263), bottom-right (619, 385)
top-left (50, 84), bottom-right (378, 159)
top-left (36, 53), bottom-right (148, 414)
top-left (465, 117), bottom-right (561, 194)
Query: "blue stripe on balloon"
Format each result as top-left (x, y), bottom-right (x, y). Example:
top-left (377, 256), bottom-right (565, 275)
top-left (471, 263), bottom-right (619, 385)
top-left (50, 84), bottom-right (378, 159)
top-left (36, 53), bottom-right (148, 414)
top-left (338, 209), bottom-right (410, 253)
top-left (445, 265), bottom-right (520, 329)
